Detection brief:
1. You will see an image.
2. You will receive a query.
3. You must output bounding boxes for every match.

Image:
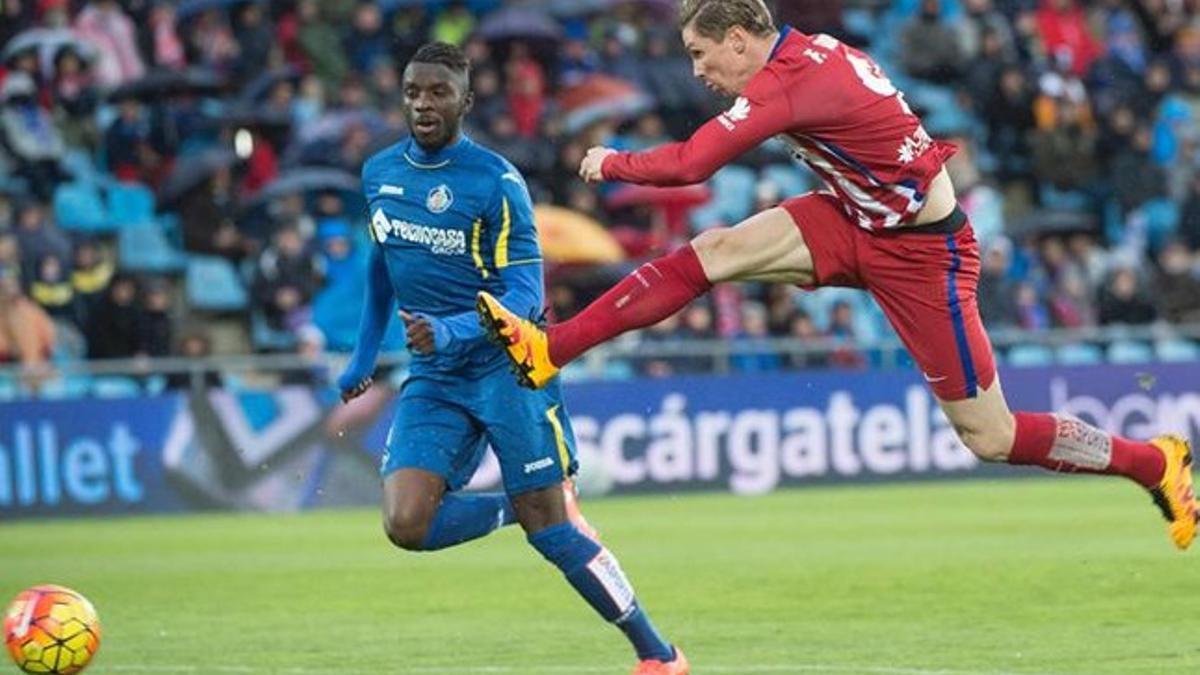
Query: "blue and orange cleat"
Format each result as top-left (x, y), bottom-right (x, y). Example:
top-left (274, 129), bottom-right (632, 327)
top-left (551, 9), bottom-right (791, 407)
top-left (633, 647), bottom-right (690, 675)
top-left (1148, 435), bottom-right (1197, 550)
top-left (476, 291), bottom-right (559, 389)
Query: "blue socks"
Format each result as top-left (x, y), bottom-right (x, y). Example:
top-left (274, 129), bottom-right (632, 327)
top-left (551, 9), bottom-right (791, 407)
top-left (419, 493), bottom-right (516, 551)
top-left (528, 523), bottom-right (674, 662)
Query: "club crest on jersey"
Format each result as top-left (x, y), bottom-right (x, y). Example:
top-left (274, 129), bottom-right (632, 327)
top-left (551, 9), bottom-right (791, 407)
top-left (426, 184), bottom-right (453, 214)
top-left (718, 97), bottom-right (751, 131)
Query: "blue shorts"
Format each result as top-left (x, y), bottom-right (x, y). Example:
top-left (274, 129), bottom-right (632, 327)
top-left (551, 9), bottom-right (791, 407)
top-left (381, 366), bottom-right (578, 496)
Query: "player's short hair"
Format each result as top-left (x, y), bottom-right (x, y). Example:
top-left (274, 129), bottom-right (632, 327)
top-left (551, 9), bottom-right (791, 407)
top-left (680, 0), bottom-right (776, 40)
top-left (409, 42), bottom-right (470, 79)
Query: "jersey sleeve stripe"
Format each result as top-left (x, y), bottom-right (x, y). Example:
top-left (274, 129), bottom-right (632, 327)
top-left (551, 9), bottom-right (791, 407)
top-left (470, 218), bottom-right (489, 279)
top-left (504, 258), bottom-right (542, 266)
top-left (495, 196), bottom-right (511, 269)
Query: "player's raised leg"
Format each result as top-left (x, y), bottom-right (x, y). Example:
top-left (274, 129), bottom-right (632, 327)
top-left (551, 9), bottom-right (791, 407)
top-left (937, 381), bottom-right (1196, 550)
top-left (477, 206), bottom-right (814, 388)
top-left (864, 217), bottom-right (1197, 550)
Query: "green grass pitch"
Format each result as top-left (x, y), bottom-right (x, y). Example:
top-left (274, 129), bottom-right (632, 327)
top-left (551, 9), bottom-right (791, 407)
top-left (2, 479), bottom-right (1198, 674)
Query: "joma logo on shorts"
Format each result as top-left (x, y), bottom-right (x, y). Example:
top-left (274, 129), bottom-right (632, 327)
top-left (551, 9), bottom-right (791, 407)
top-left (523, 457), bottom-right (555, 474)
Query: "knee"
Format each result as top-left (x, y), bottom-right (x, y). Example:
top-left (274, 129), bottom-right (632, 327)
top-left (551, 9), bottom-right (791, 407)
top-left (383, 508), bottom-right (430, 552)
top-left (692, 227), bottom-right (738, 261)
top-left (954, 416), bottom-right (1016, 463)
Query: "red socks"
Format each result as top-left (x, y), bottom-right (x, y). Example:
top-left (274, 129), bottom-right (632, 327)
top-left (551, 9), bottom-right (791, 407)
top-left (548, 245), bottom-right (713, 367)
top-left (1007, 412), bottom-right (1166, 488)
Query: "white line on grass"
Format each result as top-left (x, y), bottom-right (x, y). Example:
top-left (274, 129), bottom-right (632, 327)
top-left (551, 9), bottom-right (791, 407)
top-left (100, 663), bottom-right (1050, 675)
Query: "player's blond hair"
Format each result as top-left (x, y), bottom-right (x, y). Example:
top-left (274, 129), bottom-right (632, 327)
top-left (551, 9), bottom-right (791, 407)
top-left (679, 0), bottom-right (776, 40)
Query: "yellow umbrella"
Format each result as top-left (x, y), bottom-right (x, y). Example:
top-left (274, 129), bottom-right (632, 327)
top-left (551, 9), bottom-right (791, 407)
top-left (534, 205), bottom-right (626, 264)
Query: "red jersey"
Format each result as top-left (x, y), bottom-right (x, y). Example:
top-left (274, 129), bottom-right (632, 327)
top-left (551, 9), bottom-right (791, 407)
top-left (602, 27), bottom-right (957, 231)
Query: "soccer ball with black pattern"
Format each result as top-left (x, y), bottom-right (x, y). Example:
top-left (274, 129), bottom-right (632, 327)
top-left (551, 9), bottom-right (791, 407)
top-left (4, 585), bottom-right (101, 674)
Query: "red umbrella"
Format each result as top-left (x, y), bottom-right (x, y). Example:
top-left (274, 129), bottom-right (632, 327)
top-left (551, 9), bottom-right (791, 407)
top-left (557, 75), bottom-right (653, 133)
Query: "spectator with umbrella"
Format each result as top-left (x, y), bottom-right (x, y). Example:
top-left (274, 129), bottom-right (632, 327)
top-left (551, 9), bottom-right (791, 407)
top-left (73, 0), bottom-right (145, 87)
top-left (1, 73), bottom-right (66, 201)
top-left (104, 94), bottom-right (161, 183)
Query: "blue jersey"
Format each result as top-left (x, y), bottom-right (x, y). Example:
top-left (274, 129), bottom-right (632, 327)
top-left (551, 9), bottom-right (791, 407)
top-left (342, 134), bottom-right (578, 495)
top-left (353, 135), bottom-right (544, 376)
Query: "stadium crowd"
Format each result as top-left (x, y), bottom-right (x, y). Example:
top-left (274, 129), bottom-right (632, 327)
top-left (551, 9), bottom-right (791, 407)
top-left (1, 0), bottom-right (1200, 391)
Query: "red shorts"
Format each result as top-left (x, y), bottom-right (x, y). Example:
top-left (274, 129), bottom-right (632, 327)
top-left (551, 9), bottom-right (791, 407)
top-left (783, 192), bottom-right (997, 401)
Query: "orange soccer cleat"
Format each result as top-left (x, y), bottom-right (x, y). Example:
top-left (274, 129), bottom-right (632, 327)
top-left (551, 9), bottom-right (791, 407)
top-left (476, 291), bottom-right (559, 389)
top-left (632, 647), bottom-right (690, 675)
top-left (1147, 434), bottom-right (1197, 550)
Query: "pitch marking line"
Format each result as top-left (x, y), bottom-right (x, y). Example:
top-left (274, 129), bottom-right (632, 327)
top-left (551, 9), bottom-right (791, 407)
top-left (101, 664), bottom-right (1053, 674)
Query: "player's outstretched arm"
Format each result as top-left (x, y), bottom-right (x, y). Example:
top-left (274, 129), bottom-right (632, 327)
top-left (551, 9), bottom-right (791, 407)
top-left (597, 70), bottom-right (793, 186)
top-left (337, 245), bottom-right (394, 401)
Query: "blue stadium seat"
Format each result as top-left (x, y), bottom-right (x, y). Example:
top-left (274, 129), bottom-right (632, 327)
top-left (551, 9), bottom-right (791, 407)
top-left (119, 220), bottom-right (187, 274)
top-left (186, 255), bottom-right (249, 312)
top-left (1106, 340), bottom-right (1155, 365)
top-left (602, 360), bottom-right (636, 381)
top-left (1005, 344), bottom-right (1054, 368)
top-left (158, 213), bottom-right (183, 247)
top-left (1154, 338), bottom-right (1200, 363)
top-left (60, 149), bottom-right (107, 186)
top-left (107, 182), bottom-right (156, 226)
top-left (1139, 199), bottom-right (1180, 252)
top-left (0, 375), bottom-right (18, 402)
top-left (143, 375), bottom-right (168, 396)
top-left (91, 376), bottom-right (143, 399)
top-left (53, 181), bottom-right (113, 234)
top-left (689, 165), bottom-right (757, 231)
top-left (37, 375), bottom-right (93, 401)
top-left (762, 163), bottom-right (812, 198)
top-left (1055, 343), bottom-right (1104, 366)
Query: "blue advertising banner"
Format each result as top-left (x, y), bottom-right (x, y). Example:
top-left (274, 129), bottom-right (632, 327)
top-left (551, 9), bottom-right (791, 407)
top-left (556, 364), bottom-right (1200, 495)
top-left (0, 397), bottom-right (184, 517)
top-left (1, 363), bottom-right (1198, 518)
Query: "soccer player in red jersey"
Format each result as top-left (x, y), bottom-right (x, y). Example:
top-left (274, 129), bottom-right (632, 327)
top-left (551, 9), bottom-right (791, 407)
top-left (477, 0), bottom-right (1196, 551)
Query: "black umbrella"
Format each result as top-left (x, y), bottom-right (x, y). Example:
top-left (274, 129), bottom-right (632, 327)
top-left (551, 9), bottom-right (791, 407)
top-left (176, 0), bottom-right (264, 21)
top-left (378, 0), bottom-right (443, 9)
top-left (282, 109), bottom-right (389, 166)
top-left (158, 148), bottom-right (242, 207)
top-left (476, 6), bottom-right (564, 42)
top-left (548, 0), bottom-right (616, 17)
top-left (106, 68), bottom-right (226, 102)
top-left (240, 168), bottom-right (362, 212)
top-left (237, 66), bottom-right (304, 105)
top-left (197, 106), bottom-right (293, 132)
top-left (2, 29), bottom-right (97, 77)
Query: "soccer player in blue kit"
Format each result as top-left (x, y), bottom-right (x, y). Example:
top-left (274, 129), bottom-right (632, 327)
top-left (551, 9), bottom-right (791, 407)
top-left (336, 43), bottom-right (689, 675)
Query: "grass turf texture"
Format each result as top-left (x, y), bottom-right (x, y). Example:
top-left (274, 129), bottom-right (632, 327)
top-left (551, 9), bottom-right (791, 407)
top-left (2, 479), bottom-right (1198, 675)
